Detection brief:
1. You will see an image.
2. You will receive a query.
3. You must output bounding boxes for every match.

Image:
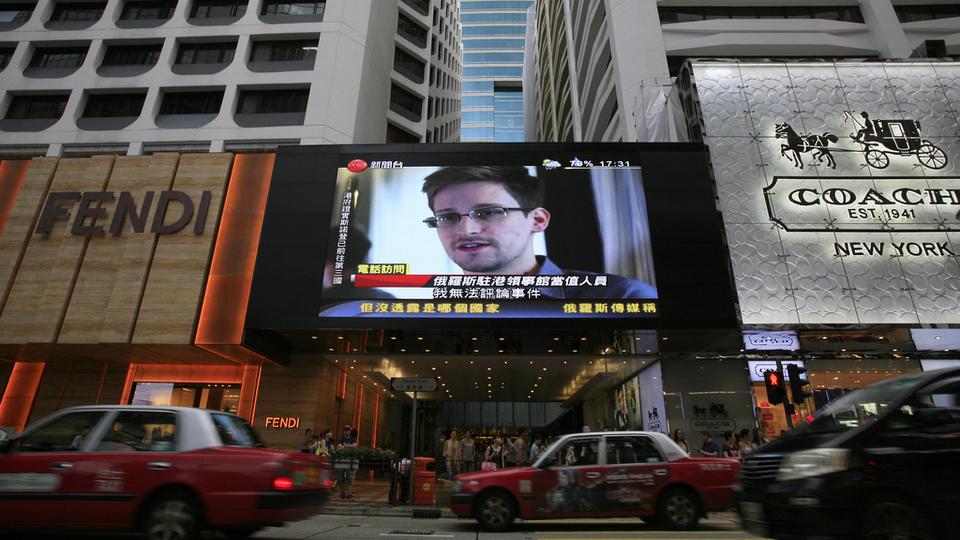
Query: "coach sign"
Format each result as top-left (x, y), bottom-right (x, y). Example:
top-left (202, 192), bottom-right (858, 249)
top-left (683, 60), bottom-right (960, 325)
top-left (35, 190), bottom-right (214, 237)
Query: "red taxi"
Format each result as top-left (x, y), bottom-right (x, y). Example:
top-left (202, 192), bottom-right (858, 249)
top-left (451, 431), bottom-right (739, 531)
top-left (0, 405), bottom-right (333, 540)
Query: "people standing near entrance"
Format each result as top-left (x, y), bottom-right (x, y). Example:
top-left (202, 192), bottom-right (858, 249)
top-left (300, 428), bottom-right (314, 453)
top-left (336, 425), bottom-right (358, 500)
top-left (529, 435), bottom-right (543, 462)
top-left (737, 428), bottom-right (755, 455)
top-left (316, 428), bottom-right (334, 458)
top-left (722, 431), bottom-right (741, 459)
top-left (673, 429), bottom-right (690, 453)
top-left (699, 432), bottom-right (720, 457)
top-left (504, 434), bottom-right (519, 468)
top-left (485, 436), bottom-right (505, 469)
top-left (515, 430), bottom-right (529, 465)
top-left (700, 431), bottom-right (720, 457)
top-left (444, 429), bottom-right (462, 479)
top-left (460, 430), bottom-right (476, 473)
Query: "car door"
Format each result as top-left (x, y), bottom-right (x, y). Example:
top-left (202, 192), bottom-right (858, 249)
top-left (60, 410), bottom-right (181, 526)
top-left (884, 378), bottom-right (960, 531)
top-left (530, 435), bottom-right (606, 517)
top-left (602, 435), bottom-right (671, 517)
top-left (0, 410), bottom-right (107, 526)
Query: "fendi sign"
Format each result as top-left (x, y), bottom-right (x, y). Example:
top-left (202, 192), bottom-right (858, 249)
top-left (35, 190), bottom-right (213, 237)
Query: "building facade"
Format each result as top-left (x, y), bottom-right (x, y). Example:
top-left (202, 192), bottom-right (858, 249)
top-left (459, 0), bottom-right (531, 142)
top-left (526, 0), bottom-right (960, 440)
top-left (0, 0), bottom-right (461, 157)
top-left (527, 0), bottom-right (960, 143)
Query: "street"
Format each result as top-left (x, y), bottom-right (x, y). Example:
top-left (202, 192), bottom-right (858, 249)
top-left (8, 513), bottom-right (764, 540)
top-left (255, 513), bottom-right (762, 540)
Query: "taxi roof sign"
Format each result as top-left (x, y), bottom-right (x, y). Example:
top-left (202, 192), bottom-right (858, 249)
top-left (390, 377), bottom-right (439, 392)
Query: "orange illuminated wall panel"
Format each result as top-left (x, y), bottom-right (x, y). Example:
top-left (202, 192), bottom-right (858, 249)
top-left (195, 153), bottom-right (275, 345)
top-left (0, 362), bottom-right (45, 432)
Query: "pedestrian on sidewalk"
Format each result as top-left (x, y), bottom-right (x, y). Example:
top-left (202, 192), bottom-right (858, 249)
top-left (460, 431), bottom-right (475, 472)
top-left (443, 429), bottom-right (461, 479)
top-left (300, 428), bottom-right (314, 453)
top-left (336, 425), bottom-right (358, 500)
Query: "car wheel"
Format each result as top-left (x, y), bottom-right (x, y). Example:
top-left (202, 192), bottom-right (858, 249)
top-left (476, 491), bottom-right (516, 532)
top-left (657, 487), bottom-right (700, 531)
top-left (863, 502), bottom-right (935, 540)
top-left (142, 490), bottom-right (201, 540)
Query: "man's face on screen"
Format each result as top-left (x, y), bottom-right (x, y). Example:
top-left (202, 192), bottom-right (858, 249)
top-left (431, 180), bottom-right (549, 274)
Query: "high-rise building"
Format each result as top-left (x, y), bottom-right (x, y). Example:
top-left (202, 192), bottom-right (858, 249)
top-left (459, 0), bottom-right (532, 142)
top-left (527, 0), bottom-right (960, 142)
top-left (0, 0), bottom-right (461, 157)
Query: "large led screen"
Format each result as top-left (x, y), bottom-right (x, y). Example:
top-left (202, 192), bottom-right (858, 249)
top-left (246, 143), bottom-right (735, 330)
top-left (321, 163), bottom-right (657, 318)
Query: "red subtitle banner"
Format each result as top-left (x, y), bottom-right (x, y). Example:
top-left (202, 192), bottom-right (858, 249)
top-left (354, 274), bottom-right (434, 287)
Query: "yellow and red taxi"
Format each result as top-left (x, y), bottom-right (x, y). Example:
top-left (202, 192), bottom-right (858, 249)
top-left (451, 431), bottom-right (739, 531)
top-left (0, 405), bottom-right (333, 540)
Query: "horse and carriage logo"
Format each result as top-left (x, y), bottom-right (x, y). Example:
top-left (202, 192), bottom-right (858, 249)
top-left (774, 111), bottom-right (948, 170)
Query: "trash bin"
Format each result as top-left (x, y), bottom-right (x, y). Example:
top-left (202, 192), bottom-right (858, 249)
top-left (412, 457), bottom-right (436, 505)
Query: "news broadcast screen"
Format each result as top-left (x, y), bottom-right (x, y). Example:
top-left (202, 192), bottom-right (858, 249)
top-left (247, 143), bottom-right (735, 329)
top-left (320, 159), bottom-right (657, 318)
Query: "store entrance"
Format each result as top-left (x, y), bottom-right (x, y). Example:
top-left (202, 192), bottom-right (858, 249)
top-left (749, 358), bottom-right (922, 439)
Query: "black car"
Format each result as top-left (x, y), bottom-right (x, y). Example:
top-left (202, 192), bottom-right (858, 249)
top-left (736, 366), bottom-right (960, 540)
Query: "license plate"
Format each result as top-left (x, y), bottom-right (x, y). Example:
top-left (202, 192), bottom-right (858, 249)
top-left (740, 501), bottom-right (764, 522)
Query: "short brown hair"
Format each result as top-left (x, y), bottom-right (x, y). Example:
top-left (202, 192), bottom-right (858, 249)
top-left (422, 166), bottom-right (544, 211)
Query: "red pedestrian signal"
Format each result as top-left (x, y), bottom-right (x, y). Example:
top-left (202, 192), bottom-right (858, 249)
top-left (764, 369), bottom-right (786, 405)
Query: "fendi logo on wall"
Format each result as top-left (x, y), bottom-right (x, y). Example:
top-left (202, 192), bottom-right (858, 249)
top-left (35, 190), bottom-right (213, 237)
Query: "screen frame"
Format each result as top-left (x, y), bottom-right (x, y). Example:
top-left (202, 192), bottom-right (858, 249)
top-left (244, 142), bottom-right (737, 331)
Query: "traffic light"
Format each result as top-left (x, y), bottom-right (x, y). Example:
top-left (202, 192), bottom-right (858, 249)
top-left (787, 364), bottom-right (813, 404)
top-left (764, 369), bottom-right (786, 405)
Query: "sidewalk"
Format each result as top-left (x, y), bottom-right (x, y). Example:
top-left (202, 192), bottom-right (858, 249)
top-left (321, 475), bottom-right (456, 517)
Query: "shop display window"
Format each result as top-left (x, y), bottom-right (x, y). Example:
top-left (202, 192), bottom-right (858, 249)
top-left (130, 382), bottom-right (240, 413)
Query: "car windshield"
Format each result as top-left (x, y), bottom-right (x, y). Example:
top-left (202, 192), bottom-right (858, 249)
top-left (801, 373), bottom-right (925, 434)
top-left (211, 413), bottom-right (265, 447)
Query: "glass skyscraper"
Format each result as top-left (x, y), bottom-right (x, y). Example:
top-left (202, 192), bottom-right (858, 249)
top-left (460, 0), bottom-right (533, 142)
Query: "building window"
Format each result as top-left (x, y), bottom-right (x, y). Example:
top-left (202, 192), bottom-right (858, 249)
top-left (397, 12), bottom-right (428, 48)
top-left (5, 95), bottom-right (70, 119)
top-left (658, 6), bottom-right (864, 23)
top-left (461, 1), bottom-right (533, 11)
top-left (894, 5), bottom-right (960, 22)
top-left (159, 91), bottom-right (224, 115)
top-left (0, 47), bottom-right (14, 70)
top-left (386, 122), bottom-right (420, 143)
top-left (249, 39), bottom-right (317, 62)
top-left (176, 42), bottom-right (237, 64)
top-left (389, 83), bottom-right (423, 121)
top-left (394, 47), bottom-right (425, 83)
top-left (102, 43), bottom-right (162, 66)
top-left (0, 3), bottom-right (34, 23)
top-left (119, 0), bottom-right (176, 20)
top-left (236, 88), bottom-right (308, 114)
top-left (83, 93), bottom-right (146, 117)
top-left (49, 2), bottom-right (106, 21)
top-left (463, 38), bottom-right (525, 50)
top-left (261, 0), bottom-right (325, 16)
top-left (400, 0), bottom-right (429, 16)
top-left (30, 46), bottom-right (89, 68)
top-left (130, 382), bottom-right (240, 413)
top-left (190, 0), bottom-right (246, 18)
